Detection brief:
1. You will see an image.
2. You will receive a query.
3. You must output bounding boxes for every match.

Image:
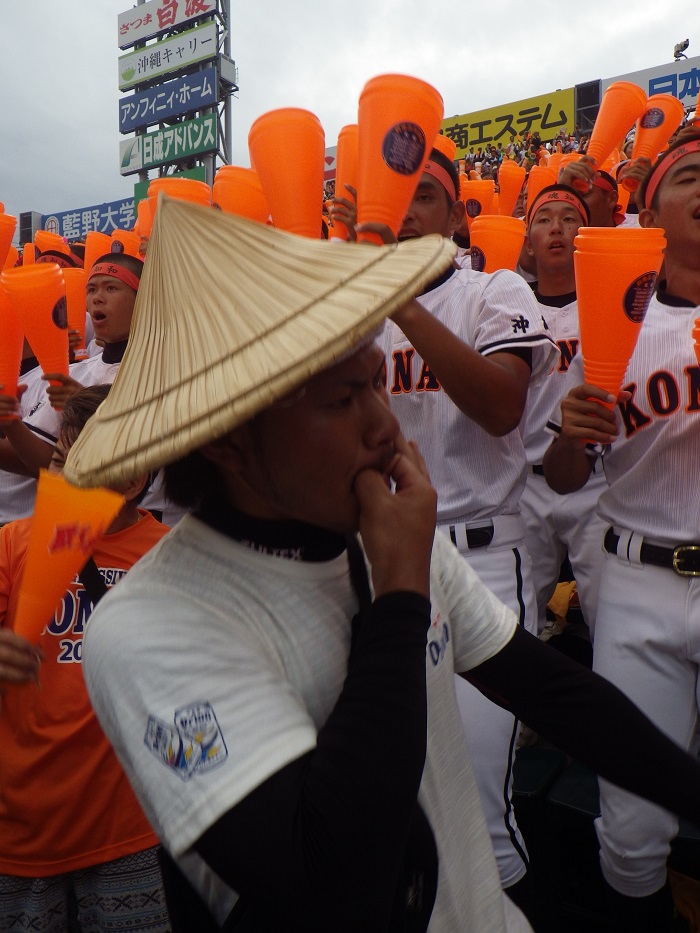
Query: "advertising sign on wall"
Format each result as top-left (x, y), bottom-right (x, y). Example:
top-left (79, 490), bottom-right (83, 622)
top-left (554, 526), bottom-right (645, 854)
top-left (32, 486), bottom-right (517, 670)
top-left (119, 113), bottom-right (218, 175)
top-left (118, 0), bottom-right (216, 49)
top-left (118, 22), bottom-right (217, 91)
top-left (119, 65), bottom-right (217, 133)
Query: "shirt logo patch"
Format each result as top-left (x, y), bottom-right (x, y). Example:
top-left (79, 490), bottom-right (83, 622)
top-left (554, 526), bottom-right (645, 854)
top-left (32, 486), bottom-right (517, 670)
top-left (144, 701), bottom-right (228, 781)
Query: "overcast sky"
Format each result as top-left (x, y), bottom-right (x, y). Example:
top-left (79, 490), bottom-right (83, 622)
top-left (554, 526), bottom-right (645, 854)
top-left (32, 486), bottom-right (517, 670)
top-left (0, 1), bottom-right (696, 224)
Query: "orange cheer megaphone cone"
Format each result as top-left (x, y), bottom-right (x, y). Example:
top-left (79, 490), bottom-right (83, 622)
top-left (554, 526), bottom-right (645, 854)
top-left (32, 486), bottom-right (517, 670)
top-left (3, 245), bottom-right (18, 271)
top-left (433, 132), bottom-right (457, 163)
top-left (137, 198), bottom-right (153, 239)
top-left (547, 151), bottom-right (564, 177)
top-left (574, 227), bottom-right (666, 405)
top-left (623, 94), bottom-right (686, 192)
top-left (34, 230), bottom-right (70, 256)
top-left (82, 231), bottom-right (112, 275)
top-left (148, 176), bottom-right (212, 229)
top-left (110, 228), bottom-right (142, 258)
top-left (249, 108), bottom-right (325, 238)
top-left (22, 243), bottom-right (35, 266)
top-left (330, 124), bottom-right (359, 242)
top-left (1, 263), bottom-right (69, 381)
top-left (469, 216), bottom-right (526, 273)
top-left (0, 214), bottom-right (17, 269)
top-left (525, 165), bottom-right (558, 219)
top-left (212, 165), bottom-right (270, 224)
top-left (461, 178), bottom-right (495, 231)
top-left (356, 73), bottom-right (444, 243)
top-left (11, 471), bottom-right (124, 644)
top-left (497, 161), bottom-right (526, 217)
top-left (585, 82), bottom-right (648, 171)
top-left (62, 268), bottom-right (88, 361)
top-left (0, 286), bottom-right (24, 399)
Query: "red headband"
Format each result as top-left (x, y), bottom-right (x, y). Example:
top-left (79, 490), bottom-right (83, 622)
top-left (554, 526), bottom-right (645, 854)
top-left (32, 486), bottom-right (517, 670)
top-left (89, 262), bottom-right (140, 292)
top-left (644, 138), bottom-right (700, 209)
top-left (527, 189), bottom-right (588, 227)
top-left (423, 160), bottom-right (457, 200)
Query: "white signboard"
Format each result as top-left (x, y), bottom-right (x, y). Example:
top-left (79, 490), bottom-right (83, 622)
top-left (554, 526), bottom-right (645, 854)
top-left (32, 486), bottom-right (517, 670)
top-left (118, 22), bottom-right (217, 90)
top-left (118, 0), bottom-right (216, 49)
top-left (603, 55), bottom-right (700, 109)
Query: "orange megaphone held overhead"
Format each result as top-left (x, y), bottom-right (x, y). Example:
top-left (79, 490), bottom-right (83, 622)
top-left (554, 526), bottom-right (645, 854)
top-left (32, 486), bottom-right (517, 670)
top-left (497, 160), bottom-right (526, 217)
top-left (585, 82), bottom-right (648, 171)
top-left (213, 166), bottom-right (271, 224)
top-left (0, 214), bottom-right (17, 269)
top-left (249, 108), bottom-right (326, 238)
top-left (0, 286), bottom-right (24, 400)
top-left (623, 94), bottom-right (686, 192)
top-left (330, 124), bottom-right (359, 242)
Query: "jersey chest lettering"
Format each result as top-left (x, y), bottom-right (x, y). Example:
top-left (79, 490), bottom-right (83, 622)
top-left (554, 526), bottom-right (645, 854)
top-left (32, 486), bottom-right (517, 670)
top-left (388, 348), bottom-right (441, 395)
top-left (556, 338), bottom-right (579, 373)
top-left (618, 366), bottom-right (700, 438)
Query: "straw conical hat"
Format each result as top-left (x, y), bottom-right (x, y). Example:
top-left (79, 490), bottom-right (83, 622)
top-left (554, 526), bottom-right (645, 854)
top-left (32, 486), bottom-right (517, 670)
top-left (65, 195), bottom-right (456, 487)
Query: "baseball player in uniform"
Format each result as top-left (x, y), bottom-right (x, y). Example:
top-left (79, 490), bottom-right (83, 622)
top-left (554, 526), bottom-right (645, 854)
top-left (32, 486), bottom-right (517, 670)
top-left (543, 130), bottom-right (700, 931)
top-left (363, 149), bottom-right (558, 914)
top-left (519, 185), bottom-right (608, 634)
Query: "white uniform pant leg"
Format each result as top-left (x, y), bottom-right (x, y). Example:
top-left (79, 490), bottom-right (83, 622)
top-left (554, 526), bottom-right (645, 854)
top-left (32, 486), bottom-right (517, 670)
top-left (592, 555), bottom-right (700, 896)
top-left (558, 472), bottom-right (608, 637)
top-left (519, 473), bottom-right (567, 633)
top-left (454, 539), bottom-right (538, 889)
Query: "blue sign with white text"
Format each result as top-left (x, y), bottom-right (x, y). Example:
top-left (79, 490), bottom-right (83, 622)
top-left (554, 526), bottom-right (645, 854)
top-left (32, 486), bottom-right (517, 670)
top-left (119, 66), bottom-right (218, 134)
top-left (42, 199), bottom-right (136, 240)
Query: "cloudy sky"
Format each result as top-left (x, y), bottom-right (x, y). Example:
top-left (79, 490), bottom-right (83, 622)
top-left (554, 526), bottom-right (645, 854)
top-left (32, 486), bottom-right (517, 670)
top-left (0, 1), bottom-right (696, 225)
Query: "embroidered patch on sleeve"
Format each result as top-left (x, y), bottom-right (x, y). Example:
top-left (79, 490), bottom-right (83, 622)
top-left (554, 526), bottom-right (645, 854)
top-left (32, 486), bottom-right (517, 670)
top-left (144, 701), bottom-right (228, 781)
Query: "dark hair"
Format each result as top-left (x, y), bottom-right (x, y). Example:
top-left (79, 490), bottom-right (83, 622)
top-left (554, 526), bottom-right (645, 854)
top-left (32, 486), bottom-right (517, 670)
top-left (163, 448), bottom-right (228, 509)
top-left (90, 252), bottom-right (144, 281)
top-left (638, 127), bottom-right (700, 211)
top-left (60, 384), bottom-right (111, 443)
top-left (526, 184), bottom-right (591, 227)
top-left (428, 147), bottom-right (460, 201)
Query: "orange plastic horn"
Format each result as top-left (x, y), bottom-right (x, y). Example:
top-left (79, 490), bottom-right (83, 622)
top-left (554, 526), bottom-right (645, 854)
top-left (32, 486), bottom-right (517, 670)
top-left (3, 246), bottom-right (18, 271)
top-left (574, 227), bottom-right (666, 405)
top-left (469, 216), bottom-right (526, 273)
top-left (433, 132), bottom-right (457, 162)
top-left (1, 264), bottom-right (69, 381)
top-left (212, 166), bottom-right (270, 224)
top-left (11, 471), bottom-right (124, 644)
top-left (356, 74), bottom-right (444, 244)
top-left (0, 287), bottom-right (24, 399)
top-left (62, 268), bottom-right (88, 361)
top-left (497, 161), bottom-right (526, 217)
top-left (330, 124), bottom-right (359, 242)
top-left (623, 94), bottom-right (686, 192)
top-left (460, 178), bottom-right (495, 231)
top-left (110, 229), bottom-right (142, 258)
top-left (525, 165), bottom-right (557, 219)
top-left (0, 214), bottom-right (17, 269)
top-left (249, 108), bottom-right (325, 238)
top-left (22, 243), bottom-right (35, 266)
top-left (137, 198), bottom-right (153, 239)
top-left (148, 177), bottom-right (212, 229)
top-left (585, 82), bottom-right (648, 171)
top-left (34, 231), bottom-right (70, 256)
top-left (83, 232), bottom-right (112, 275)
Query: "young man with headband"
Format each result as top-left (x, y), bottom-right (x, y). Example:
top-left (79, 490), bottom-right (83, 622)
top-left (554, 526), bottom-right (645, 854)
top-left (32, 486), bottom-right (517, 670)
top-left (364, 148), bottom-right (558, 916)
top-left (543, 129), bottom-right (700, 931)
top-left (518, 184), bottom-right (608, 635)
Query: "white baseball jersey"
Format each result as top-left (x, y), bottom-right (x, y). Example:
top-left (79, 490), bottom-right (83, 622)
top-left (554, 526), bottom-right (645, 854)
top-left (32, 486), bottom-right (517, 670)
top-left (379, 266), bottom-right (558, 524)
top-left (0, 365), bottom-right (48, 524)
top-left (549, 291), bottom-right (700, 542)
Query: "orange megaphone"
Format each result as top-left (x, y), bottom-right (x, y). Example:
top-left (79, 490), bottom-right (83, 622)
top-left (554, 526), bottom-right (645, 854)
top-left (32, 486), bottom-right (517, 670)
top-left (623, 94), bottom-right (686, 192)
top-left (0, 214), bottom-right (17, 269)
top-left (330, 124), bottom-right (359, 242)
top-left (3, 246), bottom-right (18, 270)
top-left (356, 73), bottom-right (444, 243)
top-left (34, 231), bottom-right (70, 256)
top-left (497, 161), bottom-right (526, 217)
top-left (11, 471), bottom-right (124, 644)
top-left (460, 178), bottom-right (495, 231)
top-left (0, 286), bottom-right (24, 400)
top-left (137, 198), bottom-right (153, 239)
top-left (83, 232), bottom-right (113, 275)
top-left (22, 243), bottom-right (35, 266)
top-left (249, 108), bottom-right (325, 238)
top-left (433, 132), bottom-right (457, 162)
top-left (110, 229), bottom-right (142, 258)
top-left (62, 268), bottom-right (89, 361)
top-left (1, 263), bottom-right (69, 381)
top-left (213, 166), bottom-right (271, 224)
top-left (585, 82), bottom-right (648, 171)
top-left (525, 165), bottom-right (558, 219)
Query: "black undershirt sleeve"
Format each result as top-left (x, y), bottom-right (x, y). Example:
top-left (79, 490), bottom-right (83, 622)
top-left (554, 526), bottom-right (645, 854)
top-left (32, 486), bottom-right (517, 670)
top-left (463, 626), bottom-right (700, 826)
top-left (195, 591), bottom-right (434, 932)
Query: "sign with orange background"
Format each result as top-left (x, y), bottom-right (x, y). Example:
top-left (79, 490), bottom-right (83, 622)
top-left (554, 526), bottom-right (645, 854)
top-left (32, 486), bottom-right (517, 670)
top-left (440, 87), bottom-right (575, 157)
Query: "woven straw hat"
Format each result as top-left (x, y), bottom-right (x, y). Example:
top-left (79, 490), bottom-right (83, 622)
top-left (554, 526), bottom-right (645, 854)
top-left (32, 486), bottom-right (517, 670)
top-left (64, 195), bottom-right (456, 488)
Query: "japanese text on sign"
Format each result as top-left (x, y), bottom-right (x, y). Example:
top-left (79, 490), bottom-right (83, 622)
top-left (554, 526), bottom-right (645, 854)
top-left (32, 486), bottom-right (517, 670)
top-left (119, 114), bottom-right (218, 175)
top-left (119, 66), bottom-right (217, 133)
top-left (118, 22), bottom-right (217, 90)
top-left (603, 55), bottom-right (700, 107)
top-left (118, 0), bottom-right (215, 49)
top-left (440, 88), bottom-right (575, 157)
top-left (43, 199), bottom-right (136, 240)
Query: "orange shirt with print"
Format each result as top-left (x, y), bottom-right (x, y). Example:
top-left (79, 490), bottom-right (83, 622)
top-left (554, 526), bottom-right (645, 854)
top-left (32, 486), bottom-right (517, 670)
top-left (0, 510), bottom-right (169, 876)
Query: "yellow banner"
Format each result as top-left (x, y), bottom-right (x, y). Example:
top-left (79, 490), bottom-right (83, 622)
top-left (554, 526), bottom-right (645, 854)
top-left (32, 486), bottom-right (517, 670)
top-left (441, 88), bottom-right (575, 157)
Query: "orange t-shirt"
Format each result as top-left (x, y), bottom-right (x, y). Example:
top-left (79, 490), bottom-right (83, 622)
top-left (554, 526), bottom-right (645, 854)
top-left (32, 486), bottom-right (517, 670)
top-left (0, 510), bottom-right (169, 876)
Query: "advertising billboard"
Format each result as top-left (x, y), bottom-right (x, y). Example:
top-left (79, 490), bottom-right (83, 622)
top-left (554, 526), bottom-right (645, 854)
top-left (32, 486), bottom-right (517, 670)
top-left (118, 0), bottom-right (216, 49)
top-left (119, 113), bottom-right (218, 175)
top-left (118, 22), bottom-right (217, 91)
top-left (119, 65), bottom-right (217, 133)
top-left (42, 199), bottom-right (136, 240)
top-left (603, 55), bottom-right (700, 109)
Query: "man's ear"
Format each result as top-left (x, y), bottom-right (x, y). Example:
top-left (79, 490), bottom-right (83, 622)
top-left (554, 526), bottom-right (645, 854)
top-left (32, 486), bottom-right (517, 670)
top-left (638, 207), bottom-right (657, 229)
top-left (449, 198), bottom-right (466, 235)
top-left (199, 426), bottom-right (251, 473)
top-left (524, 233), bottom-right (535, 258)
top-left (116, 474), bottom-right (148, 504)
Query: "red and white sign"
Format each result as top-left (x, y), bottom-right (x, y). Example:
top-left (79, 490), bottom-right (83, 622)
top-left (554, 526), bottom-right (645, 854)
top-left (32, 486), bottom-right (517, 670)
top-left (118, 0), bottom-right (216, 49)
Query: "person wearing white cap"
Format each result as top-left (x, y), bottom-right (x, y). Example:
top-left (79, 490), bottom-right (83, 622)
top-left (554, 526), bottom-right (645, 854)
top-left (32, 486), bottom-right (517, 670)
top-left (66, 196), bottom-right (700, 933)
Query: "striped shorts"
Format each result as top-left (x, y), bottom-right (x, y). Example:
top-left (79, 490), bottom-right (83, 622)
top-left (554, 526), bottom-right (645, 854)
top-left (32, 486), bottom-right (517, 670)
top-left (0, 846), bottom-right (171, 932)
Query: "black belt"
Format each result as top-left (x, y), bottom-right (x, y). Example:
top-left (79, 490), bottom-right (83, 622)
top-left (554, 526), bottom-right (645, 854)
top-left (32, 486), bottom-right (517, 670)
top-left (604, 528), bottom-right (700, 577)
top-left (448, 523), bottom-right (494, 549)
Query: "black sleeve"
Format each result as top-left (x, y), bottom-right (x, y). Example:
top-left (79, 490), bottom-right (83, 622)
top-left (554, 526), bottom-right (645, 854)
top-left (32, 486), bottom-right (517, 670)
top-left (463, 626), bottom-right (700, 826)
top-left (195, 591), bottom-right (432, 932)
